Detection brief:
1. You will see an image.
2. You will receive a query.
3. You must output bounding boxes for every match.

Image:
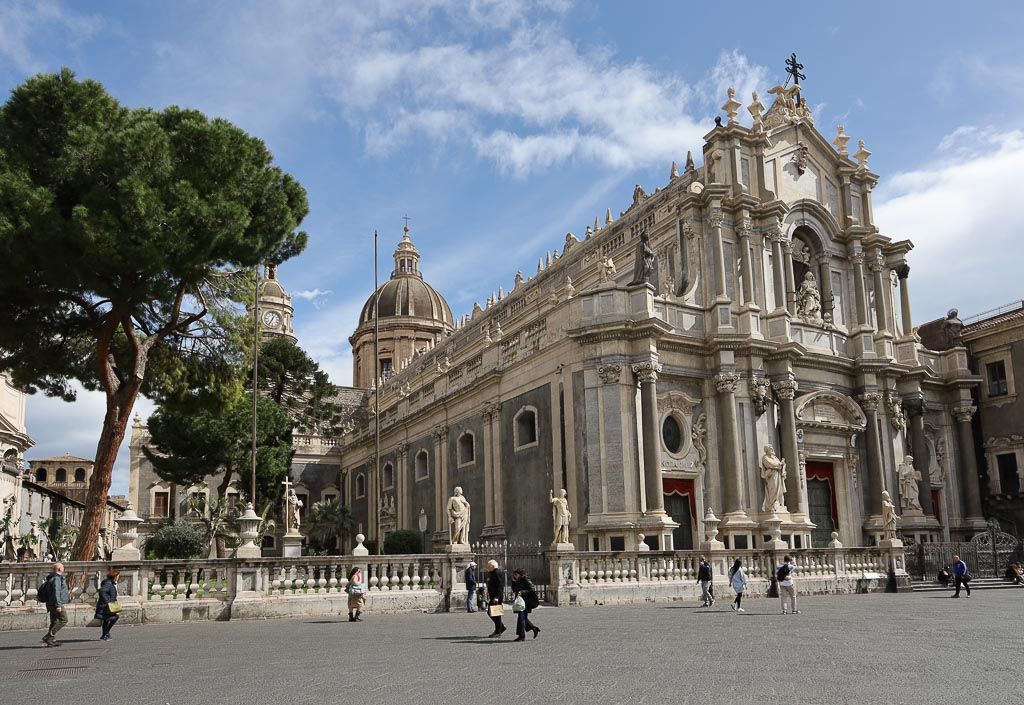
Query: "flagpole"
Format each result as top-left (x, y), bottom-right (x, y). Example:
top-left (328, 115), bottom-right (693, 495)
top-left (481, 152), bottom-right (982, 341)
top-left (373, 230), bottom-right (381, 553)
top-left (251, 266), bottom-right (260, 503)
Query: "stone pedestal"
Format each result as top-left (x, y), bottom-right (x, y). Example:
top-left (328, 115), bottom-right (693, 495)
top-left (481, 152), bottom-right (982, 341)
top-left (282, 533), bottom-right (303, 557)
top-left (898, 509), bottom-right (940, 544)
top-left (445, 543), bottom-right (471, 554)
top-left (549, 542), bottom-right (576, 552)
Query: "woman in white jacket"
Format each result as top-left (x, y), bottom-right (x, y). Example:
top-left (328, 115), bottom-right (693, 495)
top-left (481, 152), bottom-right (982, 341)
top-left (728, 558), bottom-right (748, 612)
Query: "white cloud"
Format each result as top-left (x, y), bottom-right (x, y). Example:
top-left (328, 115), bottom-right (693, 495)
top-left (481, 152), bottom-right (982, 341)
top-left (24, 385), bottom-right (155, 496)
top-left (0, 1), bottom-right (102, 74)
top-left (874, 127), bottom-right (1024, 322)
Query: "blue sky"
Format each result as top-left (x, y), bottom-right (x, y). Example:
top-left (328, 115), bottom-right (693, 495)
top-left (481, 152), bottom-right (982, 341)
top-left (4, 0), bottom-right (1023, 492)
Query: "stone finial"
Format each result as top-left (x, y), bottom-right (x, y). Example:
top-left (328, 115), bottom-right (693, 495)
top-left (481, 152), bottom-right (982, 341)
top-left (722, 86), bottom-right (741, 125)
top-left (514, 271), bottom-right (524, 289)
top-left (670, 161), bottom-right (680, 179)
top-left (748, 91), bottom-right (765, 131)
top-left (545, 250), bottom-right (552, 268)
top-left (472, 301), bottom-right (483, 317)
top-left (498, 287), bottom-right (505, 300)
top-left (537, 257), bottom-right (543, 273)
top-left (684, 150), bottom-right (695, 172)
top-left (605, 208), bottom-right (613, 225)
top-left (833, 124), bottom-right (850, 156)
top-left (352, 533), bottom-right (369, 556)
top-left (827, 531), bottom-right (843, 548)
top-left (854, 139), bottom-right (871, 171)
top-left (593, 216), bottom-right (600, 234)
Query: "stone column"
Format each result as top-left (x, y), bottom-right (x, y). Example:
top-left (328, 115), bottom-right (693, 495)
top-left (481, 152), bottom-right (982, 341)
top-left (633, 360), bottom-right (665, 515)
top-left (772, 378), bottom-right (806, 516)
top-left (903, 397), bottom-right (935, 516)
top-left (817, 253), bottom-right (834, 322)
top-left (895, 263), bottom-right (913, 335)
top-left (489, 402), bottom-right (504, 528)
top-left (953, 405), bottom-right (984, 520)
top-left (737, 218), bottom-right (756, 307)
top-left (715, 371), bottom-right (744, 515)
top-left (481, 404), bottom-right (495, 527)
top-left (433, 425), bottom-right (448, 532)
top-left (852, 252), bottom-right (869, 329)
top-left (782, 239), bottom-right (796, 315)
top-left (770, 231), bottom-right (787, 311)
top-left (859, 392), bottom-right (886, 510)
top-left (396, 443), bottom-right (409, 530)
top-left (870, 254), bottom-right (889, 332)
top-left (709, 208), bottom-right (728, 302)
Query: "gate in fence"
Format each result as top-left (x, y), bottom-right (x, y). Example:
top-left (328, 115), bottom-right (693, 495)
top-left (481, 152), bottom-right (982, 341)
top-left (471, 540), bottom-right (549, 602)
top-left (903, 520), bottom-right (1022, 580)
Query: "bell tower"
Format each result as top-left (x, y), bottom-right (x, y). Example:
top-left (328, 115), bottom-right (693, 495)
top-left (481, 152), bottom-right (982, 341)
top-left (252, 263), bottom-right (298, 343)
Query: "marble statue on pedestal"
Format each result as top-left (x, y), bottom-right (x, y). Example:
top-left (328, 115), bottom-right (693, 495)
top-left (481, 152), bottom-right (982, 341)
top-left (897, 455), bottom-right (922, 512)
top-left (447, 486), bottom-right (471, 546)
top-left (549, 489), bottom-right (571, 544)
top-left (628, 227), bottom-right (657, 287)
top-left (797, 271), bottom-right (822, 322)
top-left (881, 491), bottom-right (900, 541)
top-left (760, 445), bottom-right (787, 512)
top-left (285, 489), bottom-right (303, 533)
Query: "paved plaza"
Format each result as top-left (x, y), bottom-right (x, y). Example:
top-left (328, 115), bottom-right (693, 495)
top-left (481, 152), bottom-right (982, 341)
top-left (0, 590), bottom-right (1017, 705)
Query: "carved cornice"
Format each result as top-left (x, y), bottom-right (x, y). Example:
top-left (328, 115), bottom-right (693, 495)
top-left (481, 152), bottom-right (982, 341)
top-left (632, 361), bottom-right (663, 384)
top-left (771, 378), bottom-right (799, 400)
top-left (713, 371), bottom-right (740, 393)
top-left (952, 405), bottom-right (977, 423)
top-left (597, 365), bottom-right (622, 385)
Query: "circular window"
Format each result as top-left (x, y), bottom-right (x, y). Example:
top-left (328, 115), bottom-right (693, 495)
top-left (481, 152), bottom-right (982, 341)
top-left (662, 415), bottom-right (683, 454)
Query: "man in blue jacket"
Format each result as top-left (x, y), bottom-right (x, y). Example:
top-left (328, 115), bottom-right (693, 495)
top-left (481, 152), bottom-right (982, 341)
top-left (41, 562), bottom-right (70, 646)
top-left (951, 555), bottom-right (971, 598)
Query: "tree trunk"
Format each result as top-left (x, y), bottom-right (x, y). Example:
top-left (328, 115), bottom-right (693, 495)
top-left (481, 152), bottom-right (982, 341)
top-left (69, 381), bottom-right (141, 561)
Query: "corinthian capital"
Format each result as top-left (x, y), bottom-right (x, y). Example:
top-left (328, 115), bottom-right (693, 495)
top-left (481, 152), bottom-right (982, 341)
top-left (952, 405), bottom-right (977, 423)
top-left (597, 365), bottom-right (622, 385)
top-left (903, 396), bottom-right (925, 418)
top-left (632, 361), bottom-right (663, 384)
top-left (481, 400), bottom-right (501, 421)
top-left (771, 378), bottom-right (799, 400)
top-left (850, 252), bottom-right (865, 266)
top-left (858, 392), bottom-right (883, 412)
top-left (396, 442), bottom-right (409, 454)
top-left (713, 371), bottom-right (740, 393)
top-left (433, 424), bottom-right (449, 442)
top-left (895, 262), bottom-right (910, 280)
top-left (707, 208), bottom-right (725, 229)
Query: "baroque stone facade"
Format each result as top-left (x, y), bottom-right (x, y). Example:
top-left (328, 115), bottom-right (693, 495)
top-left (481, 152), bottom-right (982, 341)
top-left (332, 78), bottom-right (984, 551)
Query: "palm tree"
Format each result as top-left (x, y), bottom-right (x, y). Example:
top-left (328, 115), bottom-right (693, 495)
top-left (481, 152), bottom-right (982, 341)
top-left (306, 499), bottom-right (355, 554)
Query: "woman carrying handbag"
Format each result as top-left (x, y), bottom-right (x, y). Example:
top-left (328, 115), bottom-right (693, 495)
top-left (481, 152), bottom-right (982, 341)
top-left (484, 560), bottom-right (506, 638)
top-left (510, 569), bottom-right (541, 642)
top-left (95, 569), bottom-right (122, 641)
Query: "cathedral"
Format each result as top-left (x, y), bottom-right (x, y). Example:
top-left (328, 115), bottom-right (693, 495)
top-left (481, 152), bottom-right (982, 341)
top-left (130, 71), bottom-right (985, 555)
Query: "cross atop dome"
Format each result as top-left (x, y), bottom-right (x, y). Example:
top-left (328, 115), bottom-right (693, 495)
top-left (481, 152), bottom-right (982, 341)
top-left (393, 218), bottom-right (421, 278)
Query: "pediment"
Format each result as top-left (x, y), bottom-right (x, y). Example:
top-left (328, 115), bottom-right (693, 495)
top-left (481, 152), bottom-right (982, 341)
top-left (795, 390), bottom-right (866, 431)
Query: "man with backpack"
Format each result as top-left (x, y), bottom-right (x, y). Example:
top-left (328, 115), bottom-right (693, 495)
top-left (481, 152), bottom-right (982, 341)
top-left (777, 555), bottom-right (800, 614)
top-left (696, 555), bottom-right (715, 607)
top-left (39, 562), bottom-right (70, 646)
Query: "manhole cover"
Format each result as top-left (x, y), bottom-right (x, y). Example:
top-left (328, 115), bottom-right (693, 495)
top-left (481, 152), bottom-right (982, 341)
top-left (34, 657), bottom-right (96, 667)
top-left (18, 666), bottom-right (88, 677)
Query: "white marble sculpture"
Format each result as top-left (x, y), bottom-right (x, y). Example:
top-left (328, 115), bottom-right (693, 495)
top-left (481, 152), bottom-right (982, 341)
top-left (797, 271), bottom-right (822, 322)
top-left (897, 455), bottom-right (922, 512)
top-left (760, 445), bottom-right (787, 512)
top-left (447, 486), bottom-right (471, 546)
top-left (549, 489), bottom-right (572, 544)
top-left (881, 490), bottom-right (900, 541)
top-left (286, 488), bottom-right (303, 532)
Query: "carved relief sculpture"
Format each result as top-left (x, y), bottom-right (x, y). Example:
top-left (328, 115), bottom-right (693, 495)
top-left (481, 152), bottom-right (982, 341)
top-left (549, 489), bottom-right (572, 544)
top-left (750, 376), bottom-right (772, 417)
top-left (447, 486), bottom-right (471, 546)
top-left (797, 271), bottom-right (822, 323)
top-left (760, 445), bottom-right (787, 512)
top-left (600, 256), bottom-right (617, 284)
top-left (691, 413), bottom-right (707, 475)
top-left (886, 392), bottom-right (906, 432)
top-left (897, 455), bottom-right (922, 512)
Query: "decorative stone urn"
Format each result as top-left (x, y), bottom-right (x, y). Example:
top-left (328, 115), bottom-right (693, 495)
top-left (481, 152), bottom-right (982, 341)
top-left (234, 503), bottom-right (262, 559)
top-left (112, 502), bottom-right (143, 560)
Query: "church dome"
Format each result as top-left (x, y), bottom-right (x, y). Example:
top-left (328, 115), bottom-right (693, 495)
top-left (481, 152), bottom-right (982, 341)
top-left (357, 229), bottom-right (453, 327)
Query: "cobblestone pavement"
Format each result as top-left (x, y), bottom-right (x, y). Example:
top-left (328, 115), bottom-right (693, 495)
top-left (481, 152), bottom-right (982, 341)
top-left (0, 589), bottom-right (1019, 705)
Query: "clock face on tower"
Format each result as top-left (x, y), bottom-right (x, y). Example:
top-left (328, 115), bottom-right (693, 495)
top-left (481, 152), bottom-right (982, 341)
top-left (262, 310), bottom-right (281, 328)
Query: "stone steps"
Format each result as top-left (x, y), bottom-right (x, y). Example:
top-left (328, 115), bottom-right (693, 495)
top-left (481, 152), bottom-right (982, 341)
top-left (911, 578), bottom-right (1024, 592)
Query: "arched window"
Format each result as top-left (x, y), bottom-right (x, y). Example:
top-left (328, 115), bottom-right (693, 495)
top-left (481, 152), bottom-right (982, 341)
top-left (514, 406), bottom-right (538, 450)
top-left (55, 467), bottom-right (67, 483)
top-left (382, 463), bottom-right (394, 489)
top-left (458, 432), bottom-right (475, 466)
top-left (662, 415), bottom-right (683, 455)
top-left (35, 468), bottom-right (47, 483)
top-left (355, 473), bottom-right (366, 499)
top-left (415, 450), bottom-right (429, 480)
top-left (74, 468), bottom-right (86, 483)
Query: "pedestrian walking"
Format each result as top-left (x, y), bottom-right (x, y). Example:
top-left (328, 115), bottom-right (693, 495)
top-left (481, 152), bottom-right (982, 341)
top-left (39, 561), bottom-right (69, 647)
top-left (510, 569), bottom-right (541, 642)
top-left (696, 555), bottom-right (715, 607)
top-left (729, 558), bottom-right (747, 612)
top-left (484, 559), bottom-right (507, 638)
top-left (777, 555), bottom-right (800, 614)
top-left (951, 555), bottom-right (971, 598)
top-left (464, 561), bottom-right (477, 613)
top-left (95, 569), bottom-right (122, 641)
top-left (347, 567), bottom-right (366, 621)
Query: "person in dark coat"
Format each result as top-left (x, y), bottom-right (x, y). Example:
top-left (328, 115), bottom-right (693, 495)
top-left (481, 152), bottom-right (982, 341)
top-left (484, 559), bottom-right (506, 638)
top-left (510, 569), bottom-right (541, 642)
top-left (464, 562), bottom-right (477, 613)
top-left (41, 562), bottom-right (69, 647)
top-left (95, 569), bottom-right (120, 641)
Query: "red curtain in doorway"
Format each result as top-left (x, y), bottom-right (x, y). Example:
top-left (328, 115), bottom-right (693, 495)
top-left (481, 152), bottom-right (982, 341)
top-left (805, 461), bottom-right (839, 529)
top-left (663, 478), bottom-right (696, 518)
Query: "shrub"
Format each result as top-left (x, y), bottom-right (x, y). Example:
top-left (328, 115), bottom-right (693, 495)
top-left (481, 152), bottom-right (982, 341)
top-left (145, 521), bottom-right (207, 559)
top-left (383, 530), bottom-right (423, 555)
